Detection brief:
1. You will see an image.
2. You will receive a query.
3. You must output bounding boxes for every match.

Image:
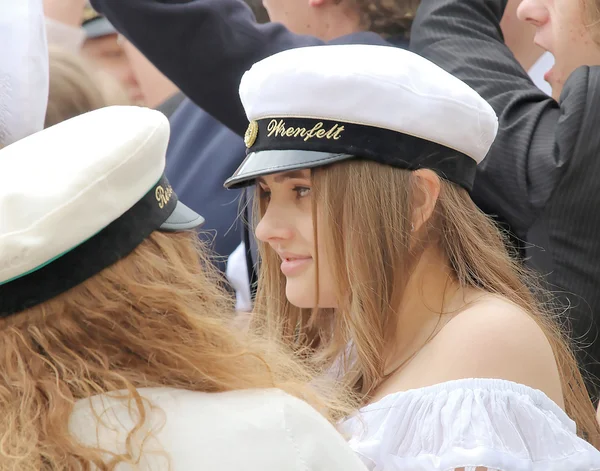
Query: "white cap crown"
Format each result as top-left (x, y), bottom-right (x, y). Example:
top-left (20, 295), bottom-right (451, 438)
top-left (239, 45), bottom-right (498, 163)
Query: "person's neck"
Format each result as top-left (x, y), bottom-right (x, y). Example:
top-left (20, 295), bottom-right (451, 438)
top-left (317, 7), bottom-right (363, 41)
top-left (383, 247), bottom-right (470, 375)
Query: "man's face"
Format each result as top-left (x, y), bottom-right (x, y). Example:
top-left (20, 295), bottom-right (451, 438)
top-left (517, 0), bottom-right (600, 99)
top-left (81, 34), bottom-right (144, 103)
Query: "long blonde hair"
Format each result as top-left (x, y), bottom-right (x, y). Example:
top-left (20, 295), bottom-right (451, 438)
top-left (253, 159), bottom-right (600, 445)
top-left (0, 231), bottom-right (354, 470)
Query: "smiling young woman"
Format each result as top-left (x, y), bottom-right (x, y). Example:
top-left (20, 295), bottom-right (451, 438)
top-left (225, 44), bottom-right (600, 470)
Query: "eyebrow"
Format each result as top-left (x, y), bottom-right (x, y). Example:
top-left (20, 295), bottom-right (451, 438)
top-left (257, 170), bottom-right (310, 184)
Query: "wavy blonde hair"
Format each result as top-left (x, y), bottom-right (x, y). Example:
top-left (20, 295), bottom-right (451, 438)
top-left (253, 159), bottom-right (600, 446)
top-left (0, 231), bottom-right (355, 470)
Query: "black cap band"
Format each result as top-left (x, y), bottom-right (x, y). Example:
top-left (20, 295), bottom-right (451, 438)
top-left (0, 175), bottom-right (178, 317)
top-left (246, 117), bottom-right (477, 190)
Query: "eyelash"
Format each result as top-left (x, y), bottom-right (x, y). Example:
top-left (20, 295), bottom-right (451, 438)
top-left (294, 186), bottom-right (311, 198)
top-left (259, 186), bottom-right (311, 200)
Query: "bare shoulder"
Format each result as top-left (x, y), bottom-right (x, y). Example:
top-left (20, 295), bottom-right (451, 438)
top-left (424, 296), bottom-right (564, 406)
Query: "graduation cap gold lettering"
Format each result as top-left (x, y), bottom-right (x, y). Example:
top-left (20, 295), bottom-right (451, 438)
top-left (267, 119), bottom-right (344, 142)
top-left (155, 185), bottom-right (173, 209)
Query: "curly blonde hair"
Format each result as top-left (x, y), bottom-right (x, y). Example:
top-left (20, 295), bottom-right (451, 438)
top-left (0, 231), bottom-right (355, 470)
top-left (352, 0), bottom-right (419, 38)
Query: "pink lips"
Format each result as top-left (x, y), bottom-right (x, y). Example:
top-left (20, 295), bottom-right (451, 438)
top-left (280, 256), bottom-right (312, 276)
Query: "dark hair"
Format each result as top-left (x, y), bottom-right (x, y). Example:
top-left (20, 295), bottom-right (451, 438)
top-left (353, 0), bottom-right (419, 38)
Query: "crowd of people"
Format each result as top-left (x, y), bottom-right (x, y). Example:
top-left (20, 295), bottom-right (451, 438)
top-left (3, 0), bottom-right (600, 469)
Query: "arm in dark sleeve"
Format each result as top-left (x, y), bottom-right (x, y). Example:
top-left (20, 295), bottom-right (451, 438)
top-left (91, 0), bottom-right (328, 136)
top-left (410, 0), bottom-right (591, 236)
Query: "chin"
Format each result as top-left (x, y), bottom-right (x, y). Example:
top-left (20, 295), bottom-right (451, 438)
top-left (285, 282), bottom-right (317, 309)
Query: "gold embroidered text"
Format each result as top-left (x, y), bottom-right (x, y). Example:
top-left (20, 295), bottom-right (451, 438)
top-left (155, 185), bottom-right (174, 209)
top-left (267, 120), bottom-right (345, 142)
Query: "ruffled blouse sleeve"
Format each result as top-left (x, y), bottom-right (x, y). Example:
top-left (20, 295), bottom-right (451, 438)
top-left (341, 378), bottom-right (600, 471)
top-left (0, 0), bottom-right (48, 147)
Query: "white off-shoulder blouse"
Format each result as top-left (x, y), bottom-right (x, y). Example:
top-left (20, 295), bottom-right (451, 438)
top-left (341, 378), bottom-right (600, 471)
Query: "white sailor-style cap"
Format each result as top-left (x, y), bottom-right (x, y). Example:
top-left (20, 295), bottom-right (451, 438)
top-left (224, 45), bottom-right (498, 191)
top-left (0, 106), bottom-right (204, 317)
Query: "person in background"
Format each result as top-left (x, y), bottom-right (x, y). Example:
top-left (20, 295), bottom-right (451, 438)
top-left (0, 106), bottom-right (368, 470)
top-left (90, 0), bottom-right (413, 139)
top-left (1, 0), bottom-right (48, 148)
top-left (501, 0), bottom-right (554, 95)
top-left (80, 6), bottom-right (145, 104)
top-left (92, 0), bottom-right (557, 312)
top-left (411, 0), bottom-right (600, 403)
top-left (163, 0), bottom-right (271, 281)
top-left (91, 0), bottom-right (418, 303)
top-left (45, 45), bottom-right (129, 128)
top-left (43, 0), bottom-right (180, 109)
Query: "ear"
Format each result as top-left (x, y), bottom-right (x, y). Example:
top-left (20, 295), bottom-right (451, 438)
top-left (410, 169), bottom-right (441, 232)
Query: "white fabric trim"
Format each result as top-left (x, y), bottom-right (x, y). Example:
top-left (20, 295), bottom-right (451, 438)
top-left (226, 242), bottom-right (253, 312)
top-left (342, 378), bottom-right (600, 471)
top-left (528, 52), bottom-right (554, 97)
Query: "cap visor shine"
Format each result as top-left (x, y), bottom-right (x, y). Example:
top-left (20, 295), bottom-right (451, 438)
top-left (160, 201), bottom-right (205, 232)
top-left (224, 149), bottom-right (353, 189)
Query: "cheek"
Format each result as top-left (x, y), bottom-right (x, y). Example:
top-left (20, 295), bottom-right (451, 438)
top-left (314, 249), bottom-right (338, 308)
top-left (284, 259), bottom-right (338, 309)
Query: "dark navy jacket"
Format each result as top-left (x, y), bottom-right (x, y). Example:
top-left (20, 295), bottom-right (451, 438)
top-left (165, 97), bottom-right (245, 272)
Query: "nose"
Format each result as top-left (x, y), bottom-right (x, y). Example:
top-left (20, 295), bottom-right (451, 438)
top-left (255, 205), bottom-right (295, 244)
top-left (516, 0), bottom-right (549, 27)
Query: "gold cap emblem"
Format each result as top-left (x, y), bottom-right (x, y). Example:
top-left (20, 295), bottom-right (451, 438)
top-left (244, 121), bottom-right (259, 148)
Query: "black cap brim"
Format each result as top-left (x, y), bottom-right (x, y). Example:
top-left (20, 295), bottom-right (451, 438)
top-left (224, 150), bottom-right (354, 189)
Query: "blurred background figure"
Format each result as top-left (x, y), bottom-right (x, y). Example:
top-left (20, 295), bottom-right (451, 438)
top-left (45, 45), bottom-right (129, 128)
top-left (79, 5), bottom-right (144, 104)
top-left (81, 4), bottom-right (180, 108)
top-left (1, 0), bottom-right (49, 147)
top-left (501, 0), bottom-right (554, 95)
top-left (43, 0), bottom-right (180, 110)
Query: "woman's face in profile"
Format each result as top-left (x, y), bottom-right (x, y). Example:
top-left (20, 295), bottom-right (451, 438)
top-left (255, 169), bottom-right (337, 309)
